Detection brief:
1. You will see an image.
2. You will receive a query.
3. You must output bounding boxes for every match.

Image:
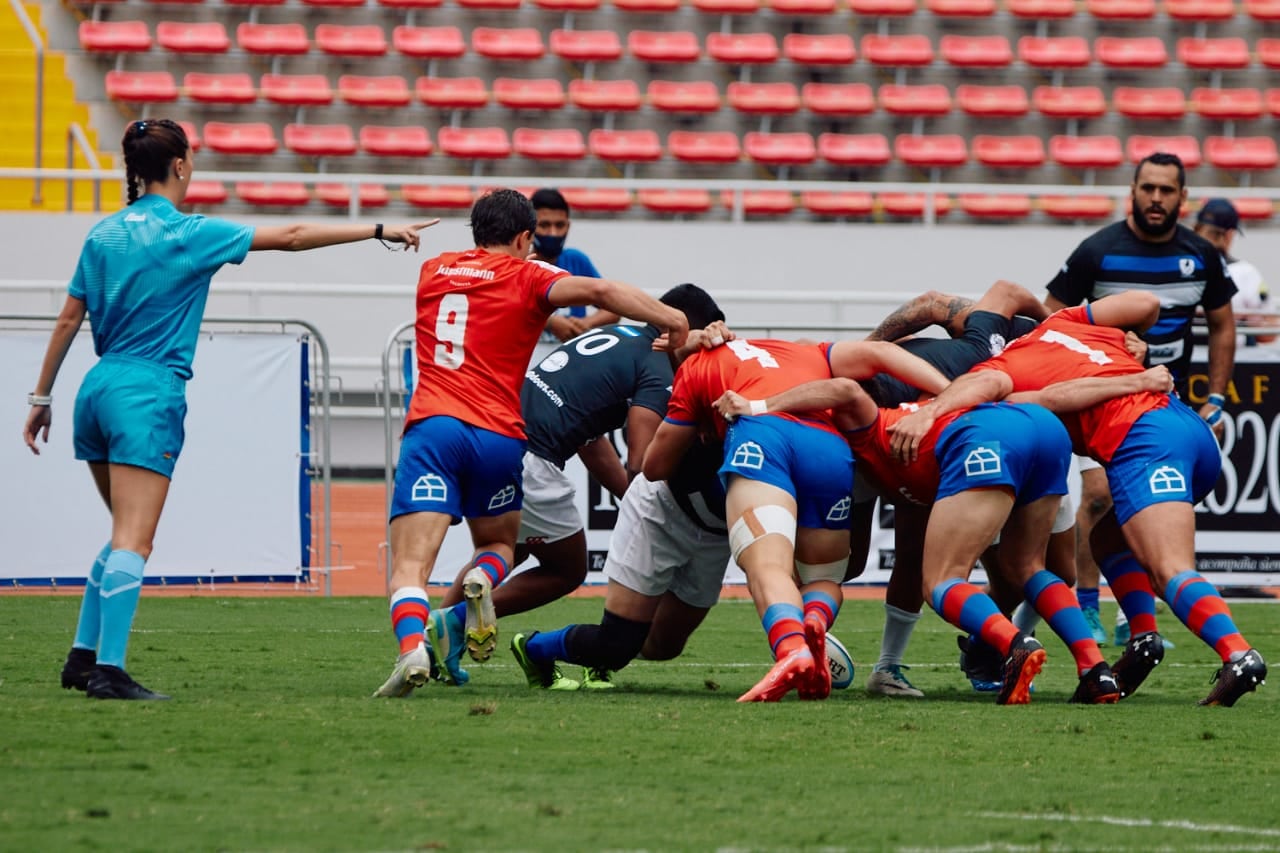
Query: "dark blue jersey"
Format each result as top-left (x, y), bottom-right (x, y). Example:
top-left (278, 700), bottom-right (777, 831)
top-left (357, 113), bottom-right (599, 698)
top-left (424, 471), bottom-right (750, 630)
top-left (668, 438), bottom-right (728, 534)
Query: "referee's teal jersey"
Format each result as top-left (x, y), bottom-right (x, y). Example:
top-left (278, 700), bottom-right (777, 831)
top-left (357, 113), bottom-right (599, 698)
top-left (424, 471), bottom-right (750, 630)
top-left (68, 195), bottom-right (254, 379)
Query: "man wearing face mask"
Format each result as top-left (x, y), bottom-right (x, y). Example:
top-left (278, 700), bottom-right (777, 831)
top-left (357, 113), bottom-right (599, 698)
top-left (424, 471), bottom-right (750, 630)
top-left (530, 188), bottom-right (621, 342)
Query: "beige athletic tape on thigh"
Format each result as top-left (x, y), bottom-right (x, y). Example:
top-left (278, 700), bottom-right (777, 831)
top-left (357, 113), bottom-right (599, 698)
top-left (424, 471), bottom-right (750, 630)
top-left (796, 557), bottom-right (850, 584)
top-left (729, 505), bottom-right (797, 562)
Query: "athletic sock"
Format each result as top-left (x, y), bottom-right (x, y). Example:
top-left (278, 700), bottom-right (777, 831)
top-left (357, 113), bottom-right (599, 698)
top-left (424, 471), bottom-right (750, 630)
top-left (562, 611), bottom-right (650, 669)
top-left (802, 589), bottom-right (839, 630)
top-left (762, 602), bottom-right (806, 659)
top-left (389, 587), bottom-right (429, 654)
top-left (1025, 570), bottom-right (1104, 676)
top-left (1099, 550), bottom-right (1159, 637)
top-left (876, 603), bottom-right (921, 669)
top-left (72, 542), bottom-right (112, 652)
top-left (1011, 602), bottom-right (1042, 635)
top-left (473, 551), bottom-right (509, 588)
top-left (931, 578), bottom-right (1019, 657)
top-left (1165, 570), bottom-right (1251, 661)
top-left (96, 550), bottom-right (146, 669)
top-left (1076, 586), bottom-right (1100, 611)
top-left (525, 627), bottom-right (570, 663)
top-left (446, 601), bottom-right (466, 625)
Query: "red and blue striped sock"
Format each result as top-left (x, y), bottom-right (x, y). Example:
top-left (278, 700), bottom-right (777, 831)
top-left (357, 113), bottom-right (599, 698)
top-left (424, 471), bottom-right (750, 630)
top-left (1099, 550), bottom-right (1159, 637)
top-left (390, 587), bottom-right (429, 654)
top-left (1165, 570), bottom-right (1251, 662)
top-left (802, 589), bottom-right (839, 630)
top-left (930, 578), bottom-right (1019, 657)
top-left (473, 551), bottom-right (509, 588)
top-left (761, 602), bottom-right (806, 660)
top-left (1025, 570), bottom-right (1104, 676)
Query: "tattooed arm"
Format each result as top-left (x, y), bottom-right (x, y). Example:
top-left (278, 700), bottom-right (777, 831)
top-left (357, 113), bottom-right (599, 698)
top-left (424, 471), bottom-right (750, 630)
top-left (865, 290), bottom-right (976, 343)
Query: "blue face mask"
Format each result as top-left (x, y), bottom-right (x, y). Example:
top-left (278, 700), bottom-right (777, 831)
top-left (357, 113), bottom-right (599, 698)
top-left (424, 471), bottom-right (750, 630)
top-left (533, 233), bottom-right (566, 259)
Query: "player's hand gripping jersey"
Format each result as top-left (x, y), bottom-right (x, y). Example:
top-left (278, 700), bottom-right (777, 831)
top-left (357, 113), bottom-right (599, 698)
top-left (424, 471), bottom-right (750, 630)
top-left (847, 404), bottom-right (966, 505)
top-left (405, 249), bottom-right (568, 438)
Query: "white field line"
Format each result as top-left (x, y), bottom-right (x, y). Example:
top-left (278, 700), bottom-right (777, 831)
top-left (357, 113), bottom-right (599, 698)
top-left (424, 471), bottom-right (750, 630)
top-left (977, 811), bottom-right (1280, 838)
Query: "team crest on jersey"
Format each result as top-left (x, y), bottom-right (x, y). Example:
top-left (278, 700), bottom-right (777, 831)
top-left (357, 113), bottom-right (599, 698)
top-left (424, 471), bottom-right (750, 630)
top-left (489, 485), bottom-right (517, 511)
top-left (1179, 257), bottom-right (1196, 277)
top-left (988, 333), bottom-right (1008, 356)
top-left (1148, 465), bottom-right (1187, 495)
top-left (730, 441), bottom-right (765, 470)
top-left (411, 474), bottom-right (448, 503)
top-left (539, 351), bottom-right (570, 373)
top-left (826, 497), bottom-right (851, 523)
top-left (964, 445), bottom-right (1002, 478)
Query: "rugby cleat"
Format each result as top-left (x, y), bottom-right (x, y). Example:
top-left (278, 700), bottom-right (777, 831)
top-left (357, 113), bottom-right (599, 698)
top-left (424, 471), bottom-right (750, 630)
top-left (738, 647), bottom-right (815, 703)
top-left (1082, 606), bottom-right (1108, 646)
top-left (580, 667), bottom-right (616, 690)
top-left (866, 664), bottom-right (925, 698)
top-left (997, 633), bottom-right (1045, 706)
top-left (61, 647), bottom-right (97, 692)
top-left (799, 615), bottom-right (831, 700)
top-left (86, 665), bottom-right (170, 701)
top-left (372, 643), bottom-right (432, 698)
top-left (462, 568), bottom-right (498, 662)
top-left (510, 633), bottom-right (580, 691)
top-left (1112, 631), bottom-right (1166, 699)
top-left (1069, 662), bottom-right (1122, 704)
top-left (1199, 649), bottom-right (1267, 708)
top-left (426, 608), bottom-right (470, 686)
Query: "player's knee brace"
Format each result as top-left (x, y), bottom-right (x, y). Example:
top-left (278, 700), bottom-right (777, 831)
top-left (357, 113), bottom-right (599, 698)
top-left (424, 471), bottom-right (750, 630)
top-left (728, 505), bottom-right (796, 562)
top-left (566, 611), bottom-right (651, 671)
top-left (796, 556), bottom-right (850, 584)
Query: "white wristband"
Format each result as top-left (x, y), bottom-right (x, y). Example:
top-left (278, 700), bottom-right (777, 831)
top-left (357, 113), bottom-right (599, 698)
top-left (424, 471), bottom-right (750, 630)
top-left (28, 393), bottom-right (52, 406)
top-left (749, 399), bottom-right (767, 416)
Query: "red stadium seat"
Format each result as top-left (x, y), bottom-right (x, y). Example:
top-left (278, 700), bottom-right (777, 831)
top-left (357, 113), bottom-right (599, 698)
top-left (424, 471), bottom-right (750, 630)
top-left (801, 82), bottom-right (874, 116)
top-left (339, 75), bottom-right (412, 107)
top-left (1266, 88), bottom-right (1280, 116)
top-left (302, 0), bottom-right (364, 7)
top-left (1166, 0), bottom-right (1234, 19)
top-left (184, 72), bottom-right (255, 104)
top-left (1126, 135), bottom-right (1201, 168)
top-left (727, 82), bottom-right (800, 114)
top-left (560, 187), bottom-right (633, 211)
top-left (862, 34), bottom-right (934, 67)
top-left (550, 29), bottom-right (623, 62)
top-left (394, 26), bottom-right (466, 59)
top-left (1190, 88), bottom-right (1264, 120)
top-left (940, 35), bottom-right (1011, 67)
top-left (106, 70), bottom-right (177, 102)
top-left (416, 77), bottom-right (488, 109)
top-left (1247, 0), bottom-right (1280, 19)
top-left (817, 132), bottom-right (891, 166)
top-left (615, 0), bottom-right (681, 9)
top-left (743, 132), bottom-right (816, 165)
top-left (284, 124), bottom-right (357, 157)
top-left (1205, 137), bottom-right (1279, 170)
top-left (316, 183), bottom-right (391, 208)
top-left (895, 134), bottom-right (967, 167)
top-left (1096, 37), bottom-right (1168, 68)
top-left (1040, 195), bottom-right (1115, 220)
top-left (403, 186), bottom-right (475, 209)
top-left (1260, 39), bottom-right (1280, 69)
top-left (80, 21), bottom-right (152, 53)
top-left (437, 126), bottom-right (512, 159)
top-left (178, 121), bottom-right (200, 151)
top-left (569, 79), bottom-right (642, 112)
top-left (972, 135), bottom-right (1046, 167)
top-left (770, 0), bottom-right (838, 13)
top-left (236, 23), bottom-right (308, 56)
top-left (377, 0), bottom-right (444, 8)
top-left (535, 0), bottom-right (601, 10)
top-left (359, 125), bottom-right (433, 157)
top-left (236, 182), bottom-right (309, 206)
top-left (647, 80), bottom-right (720, 113)
top-left (588, 128), bottom-right (663, 161)
top-left (706, 33), bottom-right (779, 65)
top-left (628, 30), bottom-right (700, 63)
top-left (801, 191), bottom-right (875, 216)
top-left (1033, 86), bottom-right (1106, 119)
top-left (204, 122), bottom-right (278, 155)
top-left (956, 85), bottom-right (1029, 117)
top-left (512, 128), bottom-right (586, 159)
top-left (472, 28), bottom-right (545, 60)
top-left (1177, 38), bottom-right (1250, 70)
top-left (1007, 0), bottom-right (1074, 18)
top-left (668, 130), bottom-right (741, 163)
top-left (156, 21), bottom-right (229, 53)
top-left (494, 78), bottom-right (567, 110)
top-left (720, 190), bottom-right (796, 215)
top-left (1229, 198), bottom-right (1275, 220)
top-left (458, 0), bottom-right (520, 7)
top-left (637, 189), bottom-right (713, 214)
top-left (315, 25), bottom-right (388, 57)
top-left (878, 193), bottom-right (952, 217)
top-left (926, 0), bottom-right (995, 15)
top-left (1049, 135), bottom-right (1123, 168)
top-left (1086, 0), bottom-right (1154, 17)
top-left (958, 194), bottom-right (1033, 218)
top-left (224, 0), bottom-right (287, 6)
top-left (692, 0), bottom-right (761, 11)
top-left (1018, 36), bottom-right (1090, 68)
top-left (848, 0), bottom-right (915, 13)
top-left (782, 33), bottom-right (855, 65)
top-left (1113, 87), bottom-right (1186, 120)
top-left (879, 84), bottom-right (951, 116)
top-left (261, 74), bottom-right (334, 106)
top-left (182, 181), bottom-right (227, 205)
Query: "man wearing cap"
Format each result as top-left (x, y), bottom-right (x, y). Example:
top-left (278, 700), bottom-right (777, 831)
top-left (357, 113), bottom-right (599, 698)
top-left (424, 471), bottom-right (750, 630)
top-left (1195, 198), bottom-right (1273, 347)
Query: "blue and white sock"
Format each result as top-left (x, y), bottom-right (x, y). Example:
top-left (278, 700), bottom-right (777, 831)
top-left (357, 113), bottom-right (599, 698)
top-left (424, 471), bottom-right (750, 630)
top-left (97, 550), bottom-right (146, 669)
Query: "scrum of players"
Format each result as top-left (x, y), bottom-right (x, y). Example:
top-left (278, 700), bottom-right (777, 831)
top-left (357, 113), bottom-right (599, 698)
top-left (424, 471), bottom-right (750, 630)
top-left (384, 184), bottom-right (1267, 709)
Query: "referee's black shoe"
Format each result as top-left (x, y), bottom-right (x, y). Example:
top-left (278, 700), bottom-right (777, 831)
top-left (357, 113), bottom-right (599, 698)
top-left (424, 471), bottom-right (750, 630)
top-left (86, 665), bottom-right (171, 701)
top-left (61, 647), bottom-right (97, 691)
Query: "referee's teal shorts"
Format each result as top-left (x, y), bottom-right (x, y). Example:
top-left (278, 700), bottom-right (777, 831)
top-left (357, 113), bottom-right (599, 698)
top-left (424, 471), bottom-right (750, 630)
top-left (73, 354), bottom-right (188, 479)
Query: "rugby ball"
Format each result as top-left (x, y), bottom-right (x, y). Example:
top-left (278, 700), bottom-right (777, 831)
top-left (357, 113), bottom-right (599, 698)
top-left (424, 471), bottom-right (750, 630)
top-left (826, 633), bottom-right (855, 690)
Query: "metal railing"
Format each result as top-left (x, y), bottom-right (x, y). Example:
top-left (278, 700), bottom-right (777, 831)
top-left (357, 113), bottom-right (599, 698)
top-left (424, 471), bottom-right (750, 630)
top-left (65, 124), bottom-right (102, 211)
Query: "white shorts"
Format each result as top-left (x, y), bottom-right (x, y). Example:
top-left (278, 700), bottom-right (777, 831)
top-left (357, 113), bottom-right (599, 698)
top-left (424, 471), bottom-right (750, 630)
top-left (605, 475), bottom-right (730, 610)
top-left (1076, 452), bottom-right (1103, 474)
top-left (992, 491), bottom-right (1075, 546)
top-left (517, 453), bottom-right (582, 545)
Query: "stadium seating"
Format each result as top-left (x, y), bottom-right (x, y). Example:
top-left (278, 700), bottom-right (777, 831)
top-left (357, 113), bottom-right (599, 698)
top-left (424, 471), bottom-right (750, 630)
top-left (569, 79), bottom-right (642, 112)
top-left (818, 133), bottom-right (892, 166)
top-left (236, 182), bottom-right (310, 206)
top-left (802, 83), bottom-right (874, 116)
top-left (1017, 36), bottom-right (1090, 68)
top-left (261, 74), bottom-right (334, 106)
top-left (512, 128), bottom-right (587, 159)
top-left (720, 190), bottom-right (796, 215)
top-left (628, 31), bottom-right (700, 63)
top-left (472, 28), bottom-right (545, 60)
top-left (588, 128), bottom-right (663, 162)
top-left (236, 23), bottom-right (309, 56)
top-left (1087, 0), bottom-right (1155, 19)
top-left (637, 188), bottom-right (713, 214)
top-left (958, 194), bottom-right (1034, 218)
top-left (782, 33), bottom-right (856, 66)
top-left (1113, 87), bottom-right (1187, 120)
top-left (105, 70), bottom-right (177, 103)
top-left (1205, 137), bottom-right (1279, 171)
top-left (437, 126), bottom-right (512, 159)
top-left (705, 33), bottom-right (780, 66)
top-left (1049, 135), bottom-right (1124, 168)
top-left (393, 26), bottom-right (466, 59)
top-left (494, 78), bottom-right (567, 110)
top-left (956, 85), bottom-right (1029, 118)
top-left (879, 84), bottom-right (951, 116)
top-left (1034, 86), bottom-right (1107, 119)
top-left (895, 134), bottom-right (968, 168)
top-left (1190, 88), bottom-right (1263, 120)
top-left (359, 125), bottom-right (433, 157)
top-left (550, 29), bottom-right (623, 63)
top-left (403, 186), bottom-right (475, 208)
top-left (1095, 37), bottom-right (1168, 68)
top-left (1177, 38), bottom-right (1251, 70)
top-left (726, 82), bottom-right (800, 115)
top-left (848, 0), bottom-right (916, 15)
top-left (668, 131), bottom-right (741, 163)
top-left (339, 76), bottom-right (412, 108)
top-left (316, 183), bottom-right (391, 208)
top-left (927, 0), bottom-right (996, 16)
top-left (648, 80), bottom-right (720, 113)
top-left (560, 187), bottom-right (633, 211)
top-left (1007, 0), bottom-right (1075, 19)
top-left (284, 124), bottom-right (358, 157)
top-left (862, 34), bottom-right (934, 67)
top-left (182, 180), bottom-right (228, 205)
top-left (416, 77), bottom-right (488, 109)
top-left (184, 72), bottom-right (255, 105)
top-left (205, 122), bottom-right (278, 155)
top-left (80, 20), bottom-right (152, 53)
top-left (939, 35), bottom-right (1012, 68)
top-left (972, 135), bottom-right (1046, 168)
top-left (1166, 0), bottom-right (1235, 20)
top-left (878, 193), bottom-right (953, 217)
top-left (1040, 195), bottom-right (1116, 220)
top-left (314, 25), bottom-right (388, 57)
top-left (801, 191), bottom-right (875, 217)
top-left (1126, 135), bottom-right (1202, 168)
top-left (743, 132), bottom-right (816, 166)
top-left (156, 22), bottom-right (230, 54)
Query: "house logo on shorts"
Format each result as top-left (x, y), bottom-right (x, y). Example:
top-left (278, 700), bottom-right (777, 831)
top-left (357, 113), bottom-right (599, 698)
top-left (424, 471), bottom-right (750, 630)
top-left (964, 445), bottom-right (1002, 478)
top-left (826, 497), bottom-right (851, 523)
top-left (730, 441), bottom-right (765, 470)
top-left (411, 474), bottom-right (448, 503)
top-left (1149, 465), bottom-right (1187, 495)
top-left (488, 485), bottom-right (517, 511)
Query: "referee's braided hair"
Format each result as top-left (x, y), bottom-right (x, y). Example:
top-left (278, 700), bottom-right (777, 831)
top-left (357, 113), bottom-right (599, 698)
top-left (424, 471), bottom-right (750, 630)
top-left (659, 283), bottom-right (725, 331)
top-left (122, 119), bottom-right (189, 205)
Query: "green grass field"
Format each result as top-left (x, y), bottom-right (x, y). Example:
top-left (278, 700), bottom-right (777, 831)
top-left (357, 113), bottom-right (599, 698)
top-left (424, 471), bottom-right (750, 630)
top-left (2, 594), bottom-right (1277, 852)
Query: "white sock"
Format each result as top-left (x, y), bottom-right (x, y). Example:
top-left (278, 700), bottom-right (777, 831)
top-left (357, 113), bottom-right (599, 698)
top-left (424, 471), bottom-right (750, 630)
top-left (877, 603), bottom-right (921, 670)
top-left (1012, 601), bottom-right (1042, 635)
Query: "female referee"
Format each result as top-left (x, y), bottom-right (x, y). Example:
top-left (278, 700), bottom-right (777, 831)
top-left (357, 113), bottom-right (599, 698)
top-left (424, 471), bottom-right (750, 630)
top-left (22, 118), bottom-right (435, 700)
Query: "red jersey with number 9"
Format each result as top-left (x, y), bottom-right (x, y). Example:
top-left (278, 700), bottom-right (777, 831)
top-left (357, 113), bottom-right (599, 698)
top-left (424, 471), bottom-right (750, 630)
top-left (406, 248), bottom-right (567, 437)
top-left (974, 305), bottom-right (1168, 462)
top-left (665, 338), bottom-right (840, 439)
